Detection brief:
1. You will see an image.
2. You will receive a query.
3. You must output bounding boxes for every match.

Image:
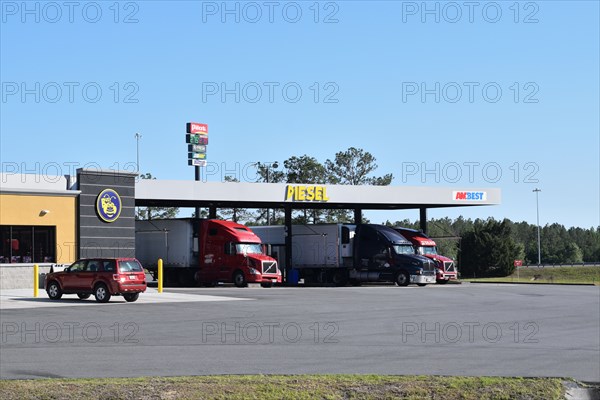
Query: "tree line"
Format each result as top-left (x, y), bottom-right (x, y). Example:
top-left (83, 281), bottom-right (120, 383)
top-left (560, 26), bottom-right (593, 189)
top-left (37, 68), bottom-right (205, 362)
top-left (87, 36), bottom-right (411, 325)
top-left (386, 217), bottom-right (600, 277)
top-left (227, 147), bottom-right (392, 224)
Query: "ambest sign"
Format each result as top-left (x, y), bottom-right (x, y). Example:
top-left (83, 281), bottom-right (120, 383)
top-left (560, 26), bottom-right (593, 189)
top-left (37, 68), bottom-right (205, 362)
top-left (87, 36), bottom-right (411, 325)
top-left (285, 185), bottom-right (330, 202)
top-left (453, 191), bottom-right (487, 201)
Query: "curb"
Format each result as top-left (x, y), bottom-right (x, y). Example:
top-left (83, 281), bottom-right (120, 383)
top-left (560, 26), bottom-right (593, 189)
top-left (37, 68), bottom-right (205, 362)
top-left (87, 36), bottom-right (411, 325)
top-left (563, 380), bottom-right (600, 400)
top-left (465, 281), bottom-right (597, 286)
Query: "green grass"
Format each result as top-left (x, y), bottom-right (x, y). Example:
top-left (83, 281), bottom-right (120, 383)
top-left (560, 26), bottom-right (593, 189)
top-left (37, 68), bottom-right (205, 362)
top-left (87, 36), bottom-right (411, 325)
top-left (465, 266), bottom-right (600, 285)
top-left (0, 375), bottom-right (566, 400)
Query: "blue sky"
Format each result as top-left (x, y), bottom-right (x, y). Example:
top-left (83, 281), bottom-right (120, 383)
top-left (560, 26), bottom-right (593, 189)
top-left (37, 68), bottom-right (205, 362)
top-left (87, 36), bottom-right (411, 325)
top-left (1, 1), bottom-right (599, 228)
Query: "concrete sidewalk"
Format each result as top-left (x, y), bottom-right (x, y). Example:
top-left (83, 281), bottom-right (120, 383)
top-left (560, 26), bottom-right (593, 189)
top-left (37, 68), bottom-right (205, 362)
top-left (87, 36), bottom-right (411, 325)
top-left (0, 288), bottom-right (253, 310)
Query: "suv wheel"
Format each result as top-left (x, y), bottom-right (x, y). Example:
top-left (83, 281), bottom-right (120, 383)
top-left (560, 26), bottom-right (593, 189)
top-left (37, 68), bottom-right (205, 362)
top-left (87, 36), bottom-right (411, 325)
top-left (94, 283), bottom-right (111, 303)
top-left (123, 293), bottom-right (139, 302)
top-left (77, 293), bottom-right (91, 300)
top-left (47, 281), bottom-right (62, 300)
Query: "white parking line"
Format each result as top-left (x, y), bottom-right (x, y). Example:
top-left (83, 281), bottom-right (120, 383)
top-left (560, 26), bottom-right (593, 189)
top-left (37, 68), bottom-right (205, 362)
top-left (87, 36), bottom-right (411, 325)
top-left (0, 288), bottom-right (253, 310)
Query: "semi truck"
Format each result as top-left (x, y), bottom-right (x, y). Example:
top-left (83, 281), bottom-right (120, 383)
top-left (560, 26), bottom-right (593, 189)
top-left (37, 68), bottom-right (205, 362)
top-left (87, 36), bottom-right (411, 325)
top-left (252, 224), bottom-right (437, 286)
top-left (393, 227), bottom-right (458, 284)
top-left (135, 218), bottom-right (281, 287)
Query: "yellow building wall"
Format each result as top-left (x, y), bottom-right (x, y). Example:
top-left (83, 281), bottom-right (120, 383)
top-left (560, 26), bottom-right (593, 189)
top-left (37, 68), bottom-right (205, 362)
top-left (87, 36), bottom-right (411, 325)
top-left (0, 194), bottom-right (77, 263)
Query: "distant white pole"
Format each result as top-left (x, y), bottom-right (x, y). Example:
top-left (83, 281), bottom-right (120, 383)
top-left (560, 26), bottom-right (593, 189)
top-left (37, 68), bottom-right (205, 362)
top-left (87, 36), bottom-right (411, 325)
top-left (135, 133), bottom-right (142, 172)
top-left (533, 188), bottom-right (542, 266)
top-left (255, 161), bottom-right (279, 225)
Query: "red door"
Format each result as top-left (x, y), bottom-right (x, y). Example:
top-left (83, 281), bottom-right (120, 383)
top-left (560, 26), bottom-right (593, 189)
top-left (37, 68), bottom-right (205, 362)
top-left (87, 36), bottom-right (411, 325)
top-left (202, 249), bottom-right (220, 282)
top-left (79, 260), bottom-right (99, 289)
top-left (62, 260), bottom-right (87, 290)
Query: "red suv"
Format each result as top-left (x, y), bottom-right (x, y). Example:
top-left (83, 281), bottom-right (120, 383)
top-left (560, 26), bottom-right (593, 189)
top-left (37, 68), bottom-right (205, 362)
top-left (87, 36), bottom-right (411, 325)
top-left (45, 258), bottom-right (147, 303)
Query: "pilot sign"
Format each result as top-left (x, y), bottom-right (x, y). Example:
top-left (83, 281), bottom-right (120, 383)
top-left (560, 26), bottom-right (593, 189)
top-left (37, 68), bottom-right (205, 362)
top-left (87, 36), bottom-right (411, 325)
top-left (186, 121), bottom-right (208, 166)
top-left (96, 188), bottom-right (122, 223)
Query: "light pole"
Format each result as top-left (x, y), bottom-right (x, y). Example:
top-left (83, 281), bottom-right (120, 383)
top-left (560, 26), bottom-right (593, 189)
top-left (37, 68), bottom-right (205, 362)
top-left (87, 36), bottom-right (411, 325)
top-left (134, 133), bottom-right (142, 172)
top-left (256, 161), bottom-right (279, 225)
top-left (533, 188), bottom-right (542, 266)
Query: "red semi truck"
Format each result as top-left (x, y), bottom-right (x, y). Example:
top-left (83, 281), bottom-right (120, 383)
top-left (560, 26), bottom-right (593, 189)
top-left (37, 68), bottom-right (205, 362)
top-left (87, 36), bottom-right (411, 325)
top-left (393, 227), bottom-right (458, 284)
top-left (135, 219), bottom-right (281, 287)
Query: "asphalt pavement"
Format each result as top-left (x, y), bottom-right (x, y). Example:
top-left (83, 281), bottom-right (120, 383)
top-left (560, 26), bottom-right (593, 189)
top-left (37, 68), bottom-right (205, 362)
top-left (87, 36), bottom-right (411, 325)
top-left (1, 283), bottom-right (598, 382)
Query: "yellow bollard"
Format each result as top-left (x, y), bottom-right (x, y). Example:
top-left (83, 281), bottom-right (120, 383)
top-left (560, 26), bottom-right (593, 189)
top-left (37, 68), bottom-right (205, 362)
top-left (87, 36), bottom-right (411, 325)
top-left (33, 264), bottom-right (39, 298)
top-left (158, 258), bottom-right (163, 293)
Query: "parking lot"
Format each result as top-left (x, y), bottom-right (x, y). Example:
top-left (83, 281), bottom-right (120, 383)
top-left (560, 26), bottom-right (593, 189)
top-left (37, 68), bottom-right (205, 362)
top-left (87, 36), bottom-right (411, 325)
top-left (1, 283), bottom-right (598, 382)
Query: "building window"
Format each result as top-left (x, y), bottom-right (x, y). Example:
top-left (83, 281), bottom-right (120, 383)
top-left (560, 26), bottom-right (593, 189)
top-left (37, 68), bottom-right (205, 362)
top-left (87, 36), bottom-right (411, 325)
top-left (0, 226), bottom-right (56, 264)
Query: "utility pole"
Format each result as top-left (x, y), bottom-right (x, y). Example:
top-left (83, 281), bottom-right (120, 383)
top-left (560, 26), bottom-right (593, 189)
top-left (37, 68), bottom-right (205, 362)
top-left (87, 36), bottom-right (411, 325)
top-left (134, 132), bottom-right (142, 221)
top-left (533, 188), bottom-right (542, 266)
top-left (256, 161), bottom-right (279, 225)
top-left (134, 133), bottom-right (142, 172)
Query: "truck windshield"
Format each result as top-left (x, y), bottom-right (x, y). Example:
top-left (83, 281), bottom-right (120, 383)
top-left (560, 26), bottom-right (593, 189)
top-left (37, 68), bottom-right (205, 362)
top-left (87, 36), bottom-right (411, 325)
top-left (392, 244), bottom-right (415, 255)
top-left (235, 243), bottom-right (263, 255)
top-left (418, 246), bottom-right (438, 255)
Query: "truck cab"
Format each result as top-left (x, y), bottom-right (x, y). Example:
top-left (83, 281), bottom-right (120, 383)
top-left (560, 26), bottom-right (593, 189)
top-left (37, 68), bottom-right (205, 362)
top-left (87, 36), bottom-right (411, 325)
top-left (352, 224), bottom-right (437, 286)
top-left (393, 227), bottom-right (458, 284)
top-left (197, 220), bottom-right (281, 287)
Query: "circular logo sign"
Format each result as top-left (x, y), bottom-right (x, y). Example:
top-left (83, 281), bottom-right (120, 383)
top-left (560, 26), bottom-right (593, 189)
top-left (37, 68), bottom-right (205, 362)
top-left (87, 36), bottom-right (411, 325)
top-left (96, 189), bottom-right (122, 223)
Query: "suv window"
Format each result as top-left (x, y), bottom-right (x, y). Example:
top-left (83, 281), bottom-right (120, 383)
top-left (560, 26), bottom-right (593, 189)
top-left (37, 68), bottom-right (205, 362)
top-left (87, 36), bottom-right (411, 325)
top-left (103, 260), bottom-right (116, 272)
top-left (69, 260), bottom-right (87, 272)
top-left (119, 260), bottom-right (143, 272)
top-left (87, 261), bottom-right (100, 272)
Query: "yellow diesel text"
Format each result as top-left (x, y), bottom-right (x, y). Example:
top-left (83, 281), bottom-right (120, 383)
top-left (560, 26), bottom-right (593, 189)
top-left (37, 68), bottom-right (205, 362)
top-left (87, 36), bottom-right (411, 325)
top-left (285, 185), bottom-right (330, 202)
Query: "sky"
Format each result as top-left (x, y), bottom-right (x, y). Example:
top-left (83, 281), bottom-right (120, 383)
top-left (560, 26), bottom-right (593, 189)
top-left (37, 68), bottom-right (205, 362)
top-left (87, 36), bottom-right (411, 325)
top-left (1, 0), bottom-right (599, 229)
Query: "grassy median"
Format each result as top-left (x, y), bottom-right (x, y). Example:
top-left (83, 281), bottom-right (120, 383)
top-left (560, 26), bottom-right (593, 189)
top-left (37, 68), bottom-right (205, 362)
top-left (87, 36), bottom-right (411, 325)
top-left (0, 375), bottom-right (567, 400)
top-left (466, 266), bottom-right (600, 285)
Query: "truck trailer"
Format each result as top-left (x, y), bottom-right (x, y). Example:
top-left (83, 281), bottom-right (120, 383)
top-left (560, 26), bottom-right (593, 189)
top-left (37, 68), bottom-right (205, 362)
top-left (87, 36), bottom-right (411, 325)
top-left (252, 224), bottom-right (437, 286)
top-left (135, 218), bottom-right (281, 287)
top-left (393, 227), bottom-right (458, 284)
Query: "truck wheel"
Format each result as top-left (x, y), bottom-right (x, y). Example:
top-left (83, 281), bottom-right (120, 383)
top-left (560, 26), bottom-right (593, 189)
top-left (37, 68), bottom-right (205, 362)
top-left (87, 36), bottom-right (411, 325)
top-left (303, 270), bottom-right (316, 285)
top-left (417, 283), bottom-right (427, 287)
top-left (47, 281), bottom-right (62, 300)
top-left (177, 270), bottom-right (195, 287)
top-left (94, 283), bottom-right (111, 303)
top-left (164, 271), bottom-right (176, 287)
top-left (233, 271), bottom-right (247, 288)
top-left (395, 272), bottom-right (410, 287)
top-left (349, 279), bottom-right (362, 286)
top-left (331, 271), bottom-right (348, 287)
top-left (436, 279), bottom-right (449, 285)
top-left (260, 283), bottom-right (273, 288)
top-left (123, 293), bottom-right (139, 302)
top-left (77, 293), bottom-right (91, 300)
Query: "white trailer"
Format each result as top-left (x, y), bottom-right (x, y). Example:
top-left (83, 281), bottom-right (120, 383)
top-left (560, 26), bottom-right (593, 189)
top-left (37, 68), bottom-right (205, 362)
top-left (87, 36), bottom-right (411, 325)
top-left (252, 224), bottom-right (354, 269)
top-left (135, 219), bottom-right (197, 269)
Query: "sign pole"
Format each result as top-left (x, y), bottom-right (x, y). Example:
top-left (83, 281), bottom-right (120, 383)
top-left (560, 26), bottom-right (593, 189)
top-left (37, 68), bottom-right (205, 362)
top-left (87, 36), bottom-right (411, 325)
top-left (195, 166), bottom-right (200, 218)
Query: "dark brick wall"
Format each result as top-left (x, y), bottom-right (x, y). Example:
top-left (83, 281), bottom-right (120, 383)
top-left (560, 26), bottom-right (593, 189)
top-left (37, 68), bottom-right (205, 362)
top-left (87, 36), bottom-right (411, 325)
top-left (77, 169), bottom-right (137, 258)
